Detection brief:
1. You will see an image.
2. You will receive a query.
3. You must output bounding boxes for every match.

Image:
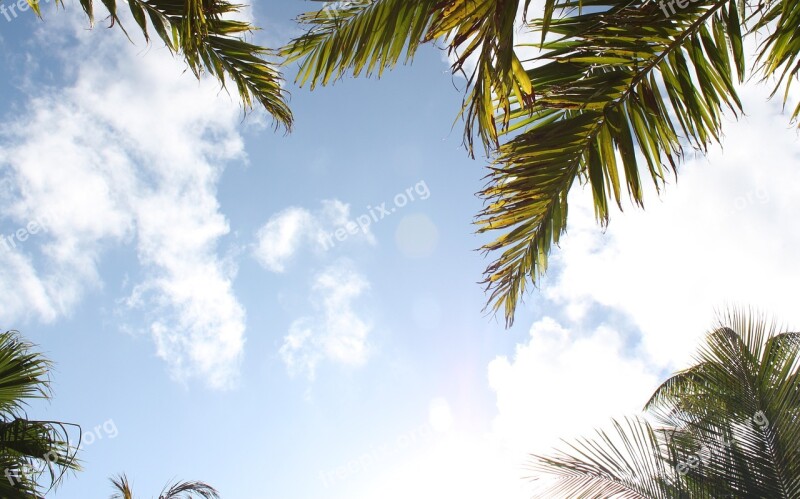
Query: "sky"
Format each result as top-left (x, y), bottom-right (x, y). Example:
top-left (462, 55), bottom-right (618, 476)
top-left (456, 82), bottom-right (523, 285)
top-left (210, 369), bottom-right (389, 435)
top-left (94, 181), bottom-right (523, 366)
top-left (0, 1), bottom-right (799, 498)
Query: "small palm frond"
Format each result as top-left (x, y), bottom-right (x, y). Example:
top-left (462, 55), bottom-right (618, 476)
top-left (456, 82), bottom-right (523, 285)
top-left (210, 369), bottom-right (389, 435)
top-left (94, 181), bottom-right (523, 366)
top-left (0, 331), bottom-right (80, 497)
top-left (280, 0), bottom-right (440, 88)
top-left (0, 331), bottom-right (52, 415)
top-left (281, 0), bottom-right (534, 154)
top-left (426, 0), bottom-right (535, 154)
top-left (159, 479), bottom-right (220, 498)
top-left (110, 473), bottom-right (133, 499)
top-left (751, 0), bottom-right (800, 121)
top-left (477, 0), bottom-right (746, 325)
top-left (528, 416), bottom-right (687, 498)
top-left (65, 0), bottom-right (293, 128)
top-left (0, 419), bottom-right (81, 497)
top-left (110, 474), bottom-right (220, 499)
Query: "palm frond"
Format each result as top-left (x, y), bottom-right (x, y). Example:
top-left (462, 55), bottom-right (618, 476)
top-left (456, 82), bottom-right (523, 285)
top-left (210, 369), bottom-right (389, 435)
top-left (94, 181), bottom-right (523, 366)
top-left (159, 479), bottom-right (220, 498)
top-left (0, 331), bottom-right (52, 415)
top-left (110, 473), bottom-right (134, 499)
top-left (110, 474), bottom-right (221, 499)
top-left (281, 0), bottom-right (534, 154)
top-left (280, 0), bottom-right (439, 88)
top-left (0, 419), bottom-right (80, 497)
top-left (529, 416), bottom-right (684, 498)
top-left (642, 312), bottom-right (800, 497)
top-left (427, 0), bottom-right (536, 154)
top-left (531, 311), bottom-right (800, 497)
top-left (72, 0), bottom-right (293, 128)
top-left (477, 0), bottom-right (746, 325)
top-left (0, 332), bottom-right (80, 497)
top-left (751, 0), bottom-right (800, 121)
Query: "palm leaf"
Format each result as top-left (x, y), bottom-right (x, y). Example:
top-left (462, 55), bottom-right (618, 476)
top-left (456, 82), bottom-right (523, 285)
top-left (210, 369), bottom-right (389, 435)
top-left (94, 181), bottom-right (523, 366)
top-left (531, 311), bottom-right (800, 497)
top-left (110, 473), bottom-right (221, 499)
top-left (0, 331), bottom-right (80, 498)
top-left (478, 0), bottom-right (746, 325)
top-left (68, 0), bottom-right (293, 128)
top-left (528, 416), bottom-right (686, 498)
top-left (280, 0), bottom-right (440, 88)
top-left (281, 0), bottom-right (535, 154)
top-left (0, 331), bottom-right (51, 415)
top-left (644, 312), bottom-right (800, 497)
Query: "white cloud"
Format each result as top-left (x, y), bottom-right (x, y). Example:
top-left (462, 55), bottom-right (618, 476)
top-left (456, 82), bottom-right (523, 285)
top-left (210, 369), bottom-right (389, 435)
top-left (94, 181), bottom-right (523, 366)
top-left (254, 208), bottom-right (316, 272)
top-left (544, 80), bottom-right (800, 369)
top-left (280, 261), bottom-right (371, 379)
top-left (354, 73), bottom-right (800, 498)
top-left (0, 14), bottom-right (247, 388)
top-left (488, 317), bottom-right (659, 455)
top-left (253, 200), bottom-right (376, 273)
top-left (349, 315), bottom-right (658, 499)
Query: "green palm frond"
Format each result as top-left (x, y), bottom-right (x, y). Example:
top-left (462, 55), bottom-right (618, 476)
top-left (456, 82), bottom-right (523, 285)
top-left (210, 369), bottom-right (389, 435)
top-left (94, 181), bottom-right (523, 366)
top-left (0, 419), bottom-right (80, 497)
top-left (531, 311), bottom-right (800, 497)
top-left (280, 0), bottom-right (440, 88)
top-left (752, 0), bottom-right (800, 121)
top-left (0, 331), bottom-right (80, 498)
top-left (281, 0), bottom-right (534, 153)
top-left (110, 474), bottom-right (134, 499)
top-left (529, 416), bottom-right (687, 498)
top-left (0, 331), bottom-right (51, 415)
top-left (478, 0), bottom-right (747, 325)
top-left (427, 0), bottom-right (535, 154)
top-left (283, 0), bottom-right (798, 325)
top-left (35, 0), bottom-right (292, 128)
top-left (159, 479), bottom-right (220, 498)
top-left (110, 473), bottom-right (220, 499)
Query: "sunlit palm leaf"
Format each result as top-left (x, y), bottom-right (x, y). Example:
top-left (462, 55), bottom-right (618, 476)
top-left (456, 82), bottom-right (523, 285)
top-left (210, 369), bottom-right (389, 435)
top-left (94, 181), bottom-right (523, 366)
top-left (752, 0), bottom-right (800, 121)
top-left (60, 0), bottom-right (293, 128)
top-left (110, 474), bottom-right (134, 499)
top-left (478, 0), bottom-right (746, 325)
top-left (281, 0), bottom-right (440, 88)
top-left (281, 0), bottom-right (534, 153)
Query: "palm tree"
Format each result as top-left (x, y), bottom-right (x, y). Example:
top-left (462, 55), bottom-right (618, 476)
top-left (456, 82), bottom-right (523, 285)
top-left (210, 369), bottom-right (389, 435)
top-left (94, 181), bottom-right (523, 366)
top-left (21, 0), bottom-right (292, 129)
top-left (110, 473), bottom-right (220, 499)
top-left (527, 310), bottom-right (800, 497)
top-left (0, 330), bottom-right (80, 499)
top-left (282, 0), bottom-right (799, 325)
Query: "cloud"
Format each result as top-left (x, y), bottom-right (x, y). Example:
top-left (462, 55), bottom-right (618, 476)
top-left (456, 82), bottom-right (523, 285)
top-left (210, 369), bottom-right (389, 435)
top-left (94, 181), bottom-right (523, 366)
top-left (0, 14), bottom-right (247, 388)
top-left (353, 74), bottom-right (800, 498)
top-left (280, 262), bottom-right (371, 379)
top-left (488, 317), bottom-right (660, 458)
top-left (253, 200), bottom-right (376, 272)
top-left (254, 208), bottom-right (316, 272)
top-left (543, 79), bottom-right (800, 369)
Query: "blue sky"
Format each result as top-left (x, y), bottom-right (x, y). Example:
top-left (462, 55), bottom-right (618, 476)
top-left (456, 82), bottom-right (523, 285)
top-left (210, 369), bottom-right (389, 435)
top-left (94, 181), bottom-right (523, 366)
top-left (1, 1), bottom-right (799, 498)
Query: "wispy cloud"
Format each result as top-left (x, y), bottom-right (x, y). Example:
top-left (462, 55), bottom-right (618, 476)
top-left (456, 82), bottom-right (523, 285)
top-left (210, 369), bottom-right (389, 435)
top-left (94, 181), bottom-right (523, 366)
top-left (0, 15), bottom-right (247, 388)
top-left (280, 261), bottom-right (371, 379)
top-left (253, 200), bottom-right (375, 273)
top-left (544, 80), bottom-right (800, 369)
